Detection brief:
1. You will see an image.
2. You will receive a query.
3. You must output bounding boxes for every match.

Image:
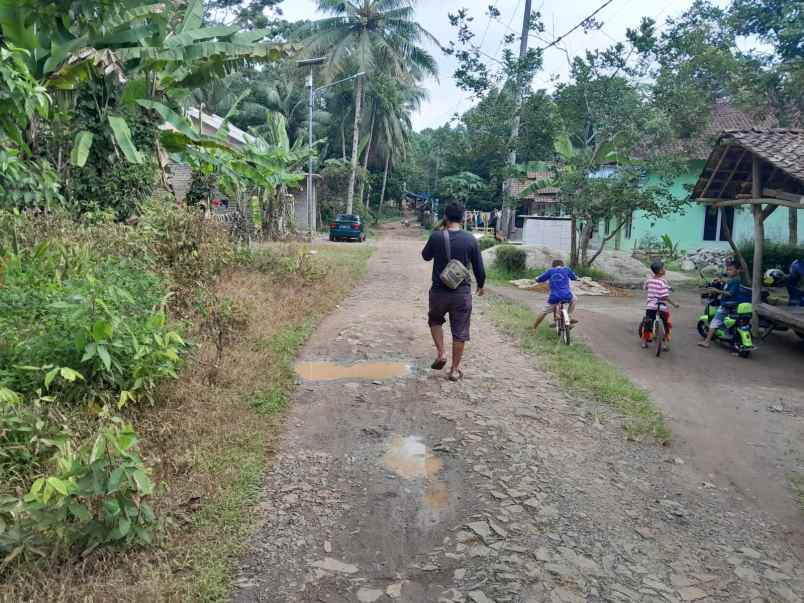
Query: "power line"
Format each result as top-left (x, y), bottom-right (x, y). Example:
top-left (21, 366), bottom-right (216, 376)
top-left (539, 0), bottom-right (616, 51)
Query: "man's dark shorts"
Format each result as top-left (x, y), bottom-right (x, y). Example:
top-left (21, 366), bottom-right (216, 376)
top-left (428, 287), bottom-right (472, 342)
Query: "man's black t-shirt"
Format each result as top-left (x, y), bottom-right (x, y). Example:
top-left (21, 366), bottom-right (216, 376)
top-left (422, 228), bottom-right (486, 292)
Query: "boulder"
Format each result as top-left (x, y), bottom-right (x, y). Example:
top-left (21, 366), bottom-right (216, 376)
top-left (482, 244), bottom-right (692, 286)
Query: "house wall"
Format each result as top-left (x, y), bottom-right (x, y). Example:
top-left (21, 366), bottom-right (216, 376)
top-left (599, 161), bottom-right (804, 252)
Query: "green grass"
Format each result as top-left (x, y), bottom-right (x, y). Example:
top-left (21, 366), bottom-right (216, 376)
top-left (789, 474), bottom-right (804, 513)
top-left (486, 295), bottom-right (671, 444)
top-left (250, 322), bottom-right (315, 415)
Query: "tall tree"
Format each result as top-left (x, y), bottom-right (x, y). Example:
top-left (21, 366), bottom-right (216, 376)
top-left (305, 0), bottom-right (437, 214)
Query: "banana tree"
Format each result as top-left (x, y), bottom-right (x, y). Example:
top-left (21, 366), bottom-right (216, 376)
top-left (0, 0), bottom-right (294, 169)
top-left (151, 103), bottom-right (312, 238)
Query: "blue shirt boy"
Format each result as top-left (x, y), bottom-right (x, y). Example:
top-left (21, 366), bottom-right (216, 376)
top-left (537, 266), bottom-right (578, 304)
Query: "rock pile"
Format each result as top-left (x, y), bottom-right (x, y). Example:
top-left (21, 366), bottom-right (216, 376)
top-left (510, 277), bottom-right (611, 296)
top-left (684, 248), bottom-right (733, 272)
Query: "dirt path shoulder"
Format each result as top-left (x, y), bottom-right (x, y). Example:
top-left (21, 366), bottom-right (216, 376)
top-left (491, 282), bottom-right (804, 543)
top-left (234, 227), bottom-right (802, 603)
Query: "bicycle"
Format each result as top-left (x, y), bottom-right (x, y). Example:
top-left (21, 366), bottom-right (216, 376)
top-left (553, 301), bottom-right (572, 346)
top-left (640, 301), bottom-right (670, 357)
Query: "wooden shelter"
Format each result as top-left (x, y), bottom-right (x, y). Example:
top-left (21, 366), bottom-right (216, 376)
top-left (692, 128), bottom-right (804, 333)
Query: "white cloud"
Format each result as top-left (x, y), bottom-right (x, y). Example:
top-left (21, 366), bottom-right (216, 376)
top-left (278, 0), bottom-right (732, 131)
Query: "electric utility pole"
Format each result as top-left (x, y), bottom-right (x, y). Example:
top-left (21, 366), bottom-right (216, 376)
top-left (508, 0), bottom-right (532, 167)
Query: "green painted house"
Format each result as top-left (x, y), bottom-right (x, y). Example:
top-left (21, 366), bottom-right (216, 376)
top-left (598, 102), bottom-right (803, 252)
top-left (608, 161), bottom-right (803, 252)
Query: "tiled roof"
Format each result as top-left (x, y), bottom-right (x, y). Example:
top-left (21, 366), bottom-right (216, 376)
top-left (720, 128), bottom-right (804, 184)
top-left (652, 100), bottom-right (778, 160)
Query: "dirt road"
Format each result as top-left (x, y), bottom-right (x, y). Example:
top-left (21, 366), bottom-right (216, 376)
top-left (493, 283), bottom-right (804, 537)
top-left (234, 225), bottom-right (802, 602)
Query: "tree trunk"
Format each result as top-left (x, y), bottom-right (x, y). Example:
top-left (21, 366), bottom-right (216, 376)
top-left (721, 218), bottom-right (750, 285)
top-left (358, 110), bottom-right (375, 208)
top-left (587, 220), bottom-right (626, 267)
top-left (751, 157), bottom-right (763, 336)
top-left (507, 0), bottom-right (533, 166)
top-left (789, 207), bottom-right (798, 245)
top-left (570, 216), bottom-right (578, 267)
top-left (579, 220), bottom-right (595, 266)
top-left (379, 153), bottom-right (390, 215)
top-left (340, 114), bottom-right (348, 161)
top-left (346, 76), bottom-right (364, 214)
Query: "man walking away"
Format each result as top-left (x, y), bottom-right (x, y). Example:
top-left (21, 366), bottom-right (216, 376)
top-left (422, 201), bottom-right (486, 381)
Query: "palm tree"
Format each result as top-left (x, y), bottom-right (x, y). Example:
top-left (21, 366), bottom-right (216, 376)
top-left (374, 80), bottom-right (425, 212)
top-left (306, 0), bottom-right (437, 214)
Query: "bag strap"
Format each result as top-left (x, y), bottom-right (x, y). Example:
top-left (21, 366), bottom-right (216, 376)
top-left (442, 228), bottom-right (451, 261)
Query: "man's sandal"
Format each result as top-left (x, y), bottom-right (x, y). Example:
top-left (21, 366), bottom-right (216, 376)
top-left (447, 369), bottom-right (464, 382)
top-left (431, 357), bottom-right (447, 370)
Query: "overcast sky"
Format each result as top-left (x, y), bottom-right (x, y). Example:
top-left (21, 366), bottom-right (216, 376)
top-left (279, 0), bottom-right (730, 131)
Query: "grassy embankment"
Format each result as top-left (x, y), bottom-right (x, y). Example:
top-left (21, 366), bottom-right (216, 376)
top-left (2, 242), bottom-right (372, 602)
top-left (486, 295), bottom-right (670, 444)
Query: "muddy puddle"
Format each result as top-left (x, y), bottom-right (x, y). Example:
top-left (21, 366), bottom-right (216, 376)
top-left (294, 360), bottom-right (410, 382)
top-left (383, 435), bottom-right (443, 479)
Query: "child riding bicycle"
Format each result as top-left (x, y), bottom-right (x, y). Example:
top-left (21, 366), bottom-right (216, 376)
top-left (532, 259), bottom-right (578, 330)
top-left (641, 260), bottom-right (679, 350)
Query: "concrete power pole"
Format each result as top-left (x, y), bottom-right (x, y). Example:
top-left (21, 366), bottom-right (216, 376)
top-left (508, 0), bottom-right (532, 167)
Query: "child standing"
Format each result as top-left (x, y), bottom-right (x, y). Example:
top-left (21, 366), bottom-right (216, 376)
top-left (532, 259), bottom-right (578, 330)
top-left (641, 260), bottom-right (679, 350)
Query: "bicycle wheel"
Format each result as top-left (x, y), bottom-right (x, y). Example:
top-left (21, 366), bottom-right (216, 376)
top-left (561, 309), bottom-right (571, 346)
top-left (654, 318), bottom-right (665, 357)
top-left (554, 307), bottom-right (562, 337)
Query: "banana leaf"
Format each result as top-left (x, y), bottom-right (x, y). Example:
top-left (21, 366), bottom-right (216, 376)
top-left (70, 130), bottom-right (94, 167)
top-left (108, 115), bottom-right (143, 163)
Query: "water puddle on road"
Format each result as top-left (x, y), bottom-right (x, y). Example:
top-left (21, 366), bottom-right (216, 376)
top-left (383, 435), bottom-right (443, 479)
top-left (423, 482), bottom-right (449, 512)
top-left (294, 361), bottom-right (410, 382)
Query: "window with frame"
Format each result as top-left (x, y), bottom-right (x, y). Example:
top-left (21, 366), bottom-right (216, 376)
top-left (703, 207), bottom-right (735, 241)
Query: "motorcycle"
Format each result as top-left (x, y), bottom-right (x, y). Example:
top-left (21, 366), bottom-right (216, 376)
top-left (697, 278), bottom-right (757, 358)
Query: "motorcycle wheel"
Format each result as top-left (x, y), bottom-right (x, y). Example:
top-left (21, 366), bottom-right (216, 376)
top-left (738, 349), bottom-right (751, 358)
top-left (696, 320), bottom-right (709, 339)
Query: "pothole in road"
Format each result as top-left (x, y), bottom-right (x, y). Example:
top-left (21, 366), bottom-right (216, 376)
top-left (383, 435), bottom-right (443, 479)
top-left (294, 360), bottom-right (411, 382)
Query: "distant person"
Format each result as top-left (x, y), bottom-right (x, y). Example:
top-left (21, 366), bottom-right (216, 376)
top-left (531, 259), bottom-right (578, 330)
top-left (699, 262), bottom-right (749, 348)
top-left (640, 260), bottom-right (680, 350)
top-left (422, 201), bottom-right (486, 382)
top-left (788, 259), bottom-right (803, 307)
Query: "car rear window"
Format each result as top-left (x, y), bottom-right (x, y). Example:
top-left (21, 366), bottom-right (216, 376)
top-left (336, 214), bottom-right (358, 221)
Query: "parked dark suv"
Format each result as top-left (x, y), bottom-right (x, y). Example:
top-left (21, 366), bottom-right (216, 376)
top-left (329, 214), bottom-right (366, 242)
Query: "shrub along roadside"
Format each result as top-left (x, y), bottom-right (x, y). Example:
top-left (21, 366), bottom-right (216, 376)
top-left (737, 240), bottom-right (804, 273)
top-left (1, 243), bottom-right (373, 601)
top-left (486, 295), bottom-right (670, 444)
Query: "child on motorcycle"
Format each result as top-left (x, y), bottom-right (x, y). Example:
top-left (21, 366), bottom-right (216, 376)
top-left (698, 262), bottom-right (746, 348)
top-left (532, 259), bottom-right (578, 330)
top-left (641, 260), bottom-right (680, 350)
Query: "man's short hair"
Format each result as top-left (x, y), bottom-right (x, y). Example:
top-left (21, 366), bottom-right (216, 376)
top-left (444, 202), bottom-right (465, 223)
top-left (552, 259), bottom-right (564, 267)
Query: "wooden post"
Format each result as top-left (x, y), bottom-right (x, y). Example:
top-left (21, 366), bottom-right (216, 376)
top-left (790, 207), bottom-right (798, 245)
top-left (751, 156), bottom-right (764, 336)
